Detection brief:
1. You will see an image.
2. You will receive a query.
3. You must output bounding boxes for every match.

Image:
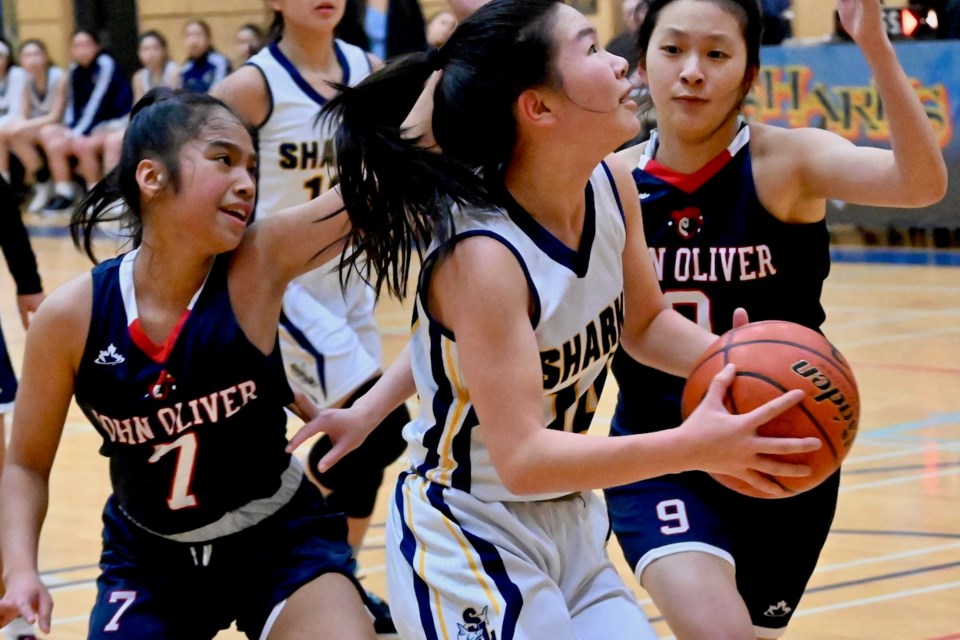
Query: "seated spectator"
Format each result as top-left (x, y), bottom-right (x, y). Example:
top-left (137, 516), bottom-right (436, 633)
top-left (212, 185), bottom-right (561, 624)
top-left (234, 23), bottom-right (265, 66)
top-left (0, 38), bottom-right (29, 186)
top-left (101, 30), bottom-right (180, 178)
top-left (2, 39), bottom-right (67, 213)
top-left (180, 19), bottom-right (230, 93)
top-left (36, 30), bottom-right (132, 213)
top-left (337, 0), bottom-right (427, 61)
top-left (425, 9), bottom-right (457, 47)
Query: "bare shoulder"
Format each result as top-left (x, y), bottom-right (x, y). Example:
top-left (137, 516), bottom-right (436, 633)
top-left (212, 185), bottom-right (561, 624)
top-left (211, 65), bottom-right (270, 127)
top-left (29, 272), bottom-right (93, 363)
top-left (750, 122), bottom-right (849, 163)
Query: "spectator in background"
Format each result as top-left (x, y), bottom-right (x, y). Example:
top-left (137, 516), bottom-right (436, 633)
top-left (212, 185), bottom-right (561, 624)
top-left (131, 31), bottom-right (179, 102)
top-left (4, 39), bottom-right (67, 213)
top-left (234, 23), bottom-right (265, 66)
top-left (101, 30), bottom-right (180, 178)
top-left (761, 0), bottom-right (792, 44)
top-left (337, 0), bottom-right (427, 61)
top-left (180, 19), bottom-right (230, 93)
top-left (0, 38), bottom-right (29, 186)
top-left (36, 29), bottom-right (132, 213)
top-left (425, 9), bottom-right (457, 48)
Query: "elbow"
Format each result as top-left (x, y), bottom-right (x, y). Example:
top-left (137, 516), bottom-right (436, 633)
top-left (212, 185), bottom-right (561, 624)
top-left (905, 164), bottom-right (949, 207)
top-left (494, 455), bottom-right (544, 496)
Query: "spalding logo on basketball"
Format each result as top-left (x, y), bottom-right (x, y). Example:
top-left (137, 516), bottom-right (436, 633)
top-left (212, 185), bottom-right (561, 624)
top-left (681, 320), bottom-right (859, 498)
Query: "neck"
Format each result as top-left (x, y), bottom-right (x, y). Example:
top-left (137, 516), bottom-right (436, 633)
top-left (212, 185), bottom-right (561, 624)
top-left (653, 113), bottom-right (741, 173)
top-left (277, 28), bottom-right (338, 71)
top-left (504, 141), bottom-right (598, 236)
top-left (133, 239), bottom-right (216, 309)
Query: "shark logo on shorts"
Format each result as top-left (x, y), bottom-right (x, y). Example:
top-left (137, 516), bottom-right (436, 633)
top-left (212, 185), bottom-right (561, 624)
top-left (457, 606), bottom-right (496, 640)
top-left (763, 600), bottom-right (793, 617)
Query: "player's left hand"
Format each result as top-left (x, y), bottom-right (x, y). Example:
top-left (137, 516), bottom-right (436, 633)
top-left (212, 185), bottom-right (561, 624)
top-left (286, 405), bottom-right (376, 474)
top-left (837, 0), bottom-right (887, 49)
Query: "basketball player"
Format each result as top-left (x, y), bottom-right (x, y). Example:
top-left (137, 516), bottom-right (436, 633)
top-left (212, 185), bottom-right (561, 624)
top-left (605, 0), bottom-right (947, 638)
top-left (0, 89), bottom-right (380, 639)
top-left (212, 3), bottom-right (410, 631)
top-left (284, 2), bottom-right (821, 637)
top-left (0, 175), bottom-right (43, 640)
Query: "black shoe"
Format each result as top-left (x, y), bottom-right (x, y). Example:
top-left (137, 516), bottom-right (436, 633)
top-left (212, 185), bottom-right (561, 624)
top-left (366, 591), bottom-right (397, 635)
top-left (43, 194), bottom-right (75, 213)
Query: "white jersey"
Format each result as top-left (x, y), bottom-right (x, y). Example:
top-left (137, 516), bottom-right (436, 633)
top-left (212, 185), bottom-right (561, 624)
top-left (407, 162), bottom-right (627, 502)
top-left (248, 39), bottom-right (371, 218)
top-left (0, 66), bottom-right (28, 124)
top-left (27, 66), bottom-right (65, 119)
top-left (248, 39), bottom-right (380, 407)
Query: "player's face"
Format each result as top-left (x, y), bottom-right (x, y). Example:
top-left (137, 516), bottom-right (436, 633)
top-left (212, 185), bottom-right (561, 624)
top-left (19, 43), bottom-right (47, 75)
top-left (71, 33), bottom-right (100, 67)
top-left (184, 23), bottom-right (210, 58)
top-left (643, 0), bottom-right (749, 141)
top-left (168, 111), bottom-right (258, 252)
top-left (271, 0), bottom-right (346, 32)
top-left (138, 36), bottom-right (165, 70)
top-left (551, 4), bottom-right (640, 146)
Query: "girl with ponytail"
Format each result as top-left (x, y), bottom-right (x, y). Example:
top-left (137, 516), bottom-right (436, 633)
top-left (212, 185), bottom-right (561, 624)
top-left (287, 1), bottom-right (819, 637)
top-left (0, 88), bottom-right (379, 639)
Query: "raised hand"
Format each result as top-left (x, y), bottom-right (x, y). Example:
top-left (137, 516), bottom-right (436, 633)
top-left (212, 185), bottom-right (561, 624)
top-left (837, 0), bottom-right (887, 49)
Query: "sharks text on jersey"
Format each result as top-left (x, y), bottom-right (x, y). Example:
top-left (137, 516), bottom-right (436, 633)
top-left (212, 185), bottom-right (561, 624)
top-left (541, 294), bottom-right (624, 389)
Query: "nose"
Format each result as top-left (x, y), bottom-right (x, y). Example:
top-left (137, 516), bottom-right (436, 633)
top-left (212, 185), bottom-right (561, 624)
top-left (611, 53), bottom-right (629, 79)
top-left (679, 56), bottom-right (704, 85)
top-left (234, 168), bottom-right (256, 199)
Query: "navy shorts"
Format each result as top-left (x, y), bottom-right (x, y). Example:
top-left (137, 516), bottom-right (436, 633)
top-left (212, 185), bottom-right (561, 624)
top-left (605, 415), bottom-right (840, 634)
top-left (88, 478), bottom-right (362, 639)
top-left (0, 320), bottom-right (17, 412)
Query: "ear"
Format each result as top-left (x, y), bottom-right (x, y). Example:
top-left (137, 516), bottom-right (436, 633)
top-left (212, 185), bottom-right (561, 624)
top-left (516, 88), bottom-right (556, 128)
top-left (136, 158), bottom-right (167, 198)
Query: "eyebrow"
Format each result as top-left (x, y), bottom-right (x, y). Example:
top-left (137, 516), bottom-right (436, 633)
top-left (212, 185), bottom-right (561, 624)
top-left (659, 27), bottom-right (736, 43)
top-left (207, 138), bottom-right (258, 164)
top-left (576, 26), bottom-right (598, 41)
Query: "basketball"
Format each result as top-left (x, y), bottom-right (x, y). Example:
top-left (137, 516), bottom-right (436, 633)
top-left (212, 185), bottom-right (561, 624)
top-left (680, 320), bottom-right (859, 499)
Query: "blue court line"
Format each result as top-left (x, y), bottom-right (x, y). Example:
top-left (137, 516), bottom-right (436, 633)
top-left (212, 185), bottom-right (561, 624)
top-left (804, 561), bottom-right (960, 594)
top-left (866, 412), bottom-right (960, 438)
top-left (841, 460), bottom-right (960, 475)
top-left (830, 247), bottom-right (960, 266)
top-left (831, 529), bottom-right (960, 540)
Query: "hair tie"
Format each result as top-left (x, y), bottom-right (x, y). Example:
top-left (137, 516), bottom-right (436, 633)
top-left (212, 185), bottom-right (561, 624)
top-left (426, 46), bottom-right (444, 71)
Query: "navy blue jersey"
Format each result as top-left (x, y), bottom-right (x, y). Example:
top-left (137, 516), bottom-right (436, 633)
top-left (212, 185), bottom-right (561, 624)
top-left (65, 52), bottom-right (132, 136)
top-left (180, 50), bottom-right (230, 94)
top-left (74, 250), bottom-right (295, 536)
top-left (612, 125), bottom-right (830, 434)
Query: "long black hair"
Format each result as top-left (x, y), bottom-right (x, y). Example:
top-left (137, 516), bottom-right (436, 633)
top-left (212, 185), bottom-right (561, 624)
top-left (71, 89), bottom-right (258, 263)
top-left (324, 0), bottom-right (562, 299)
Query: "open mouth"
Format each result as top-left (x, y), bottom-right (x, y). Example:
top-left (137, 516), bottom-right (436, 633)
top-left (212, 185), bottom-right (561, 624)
top-left (220, 207), bottom-right (248, 222)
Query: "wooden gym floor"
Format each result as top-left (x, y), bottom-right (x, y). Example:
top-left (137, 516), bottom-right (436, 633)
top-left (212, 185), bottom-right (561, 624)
top-left (0, 226), bottom-right (957, 639)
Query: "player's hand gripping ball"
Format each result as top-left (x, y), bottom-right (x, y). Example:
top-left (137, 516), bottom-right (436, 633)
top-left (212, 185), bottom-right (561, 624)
top-left (681, 320), bottom-right (859, 498)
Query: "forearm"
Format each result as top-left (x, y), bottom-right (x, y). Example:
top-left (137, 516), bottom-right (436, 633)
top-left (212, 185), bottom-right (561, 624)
top-left (0, 466), bottom-right (49, 579)
top-left (352, 343), bottom-right (415, 426)
top-left (499, 424), bottom-right (698, 495)
top-left (621, 308), bottom-right (715, 378)
top-left (0, 201), bottom-right (42, 295)
top-left (862, 39), bottom-right (947, 200)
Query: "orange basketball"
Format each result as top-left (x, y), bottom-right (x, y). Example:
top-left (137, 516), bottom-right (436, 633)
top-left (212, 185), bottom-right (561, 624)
top-left (680, 320), bottom-right (859, 499)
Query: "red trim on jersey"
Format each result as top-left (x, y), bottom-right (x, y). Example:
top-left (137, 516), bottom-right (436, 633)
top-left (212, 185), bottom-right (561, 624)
top-left (643, 149), bottom-right (734, 194)
top-left (128, 311), bottom-right (191, 364)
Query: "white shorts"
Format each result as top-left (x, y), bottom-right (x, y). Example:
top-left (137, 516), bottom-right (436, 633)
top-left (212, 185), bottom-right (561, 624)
top-left (386, 472), bottom-right (656, 640)
top-left (278, 267), bottom-right (381, 408)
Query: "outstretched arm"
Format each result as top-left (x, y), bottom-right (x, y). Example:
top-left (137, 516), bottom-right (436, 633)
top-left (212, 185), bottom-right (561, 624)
top-left (0, 276), bottom-right (89, 633)
top-left (775, 0), bottom-right (947, 211)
